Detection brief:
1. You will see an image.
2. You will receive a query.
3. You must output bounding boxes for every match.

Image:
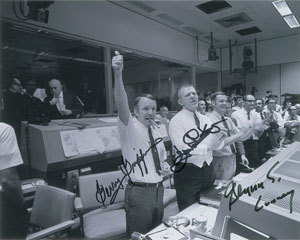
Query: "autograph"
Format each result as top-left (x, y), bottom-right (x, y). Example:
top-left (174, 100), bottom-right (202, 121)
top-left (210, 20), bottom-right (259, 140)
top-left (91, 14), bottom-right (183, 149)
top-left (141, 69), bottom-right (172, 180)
top-left (224, 161), bottom-right (295, 214)
top-left (95, 137), bottom-right (163, 206)
top-left (170, 118), bottom-right (225, 172)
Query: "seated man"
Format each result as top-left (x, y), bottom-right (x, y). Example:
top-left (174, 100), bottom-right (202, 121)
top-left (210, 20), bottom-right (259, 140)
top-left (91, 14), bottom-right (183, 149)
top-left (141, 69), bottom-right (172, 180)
top-left (2, 77), bottom-right (25, 141)
top-left (0, 122), bottom-right (29, 239)
top-left (44, 79), bottom-right (83, 119)
top-left (283, 105), bottom-right (300, 145)
top-left (23, 79), bottom-right (49, 122)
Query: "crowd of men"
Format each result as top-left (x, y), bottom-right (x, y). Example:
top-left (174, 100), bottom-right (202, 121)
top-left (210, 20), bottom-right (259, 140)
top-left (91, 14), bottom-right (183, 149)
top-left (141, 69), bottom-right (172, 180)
top-left (1, 52), bottom-right (299, 239)
top-left (112, 52), bottom-right (300, 237)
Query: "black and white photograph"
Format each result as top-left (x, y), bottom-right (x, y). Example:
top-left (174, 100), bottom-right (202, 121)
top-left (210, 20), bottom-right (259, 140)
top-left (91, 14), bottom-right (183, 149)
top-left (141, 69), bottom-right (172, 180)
top-left (1, 0), bottom-right (300, 239)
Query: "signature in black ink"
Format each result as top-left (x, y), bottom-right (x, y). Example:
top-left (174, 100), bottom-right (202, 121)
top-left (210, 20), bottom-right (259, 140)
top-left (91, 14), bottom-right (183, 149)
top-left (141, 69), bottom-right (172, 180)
top-left (224, 161), bottom-right (295, 214)
top-left (171, 119), bottom-right (225, 172)
top-left (95, 137), bottom-right (163, 206)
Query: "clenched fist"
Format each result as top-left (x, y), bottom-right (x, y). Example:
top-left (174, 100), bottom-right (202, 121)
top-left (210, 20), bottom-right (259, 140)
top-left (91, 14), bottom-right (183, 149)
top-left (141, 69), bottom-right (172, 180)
top-left (112, 51), bottom-right (123, 73)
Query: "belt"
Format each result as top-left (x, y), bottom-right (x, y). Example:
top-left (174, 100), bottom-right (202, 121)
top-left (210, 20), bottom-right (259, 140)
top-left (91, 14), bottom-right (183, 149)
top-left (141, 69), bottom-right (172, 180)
top-left (128, 180), bottom-right (163, 188)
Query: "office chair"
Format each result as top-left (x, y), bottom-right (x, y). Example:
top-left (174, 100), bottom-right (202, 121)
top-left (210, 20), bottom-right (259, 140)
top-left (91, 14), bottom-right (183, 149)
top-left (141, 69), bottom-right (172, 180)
top-left (26, 185), bottom-right (75, 240)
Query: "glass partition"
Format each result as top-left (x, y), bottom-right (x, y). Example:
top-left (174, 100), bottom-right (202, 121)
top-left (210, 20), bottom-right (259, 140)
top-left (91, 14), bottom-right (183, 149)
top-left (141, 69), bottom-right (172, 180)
top-left (1, 21), bottom-right (107, 116)
top-left (111, 49), bottom-right (192, 112)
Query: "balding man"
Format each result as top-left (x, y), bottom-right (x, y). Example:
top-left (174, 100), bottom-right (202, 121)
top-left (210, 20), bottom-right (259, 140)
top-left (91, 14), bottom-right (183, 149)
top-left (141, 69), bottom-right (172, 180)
top-left (44, 79), bottom-right (83, 119)
top-left (169, 84), bottom-right (225, 211)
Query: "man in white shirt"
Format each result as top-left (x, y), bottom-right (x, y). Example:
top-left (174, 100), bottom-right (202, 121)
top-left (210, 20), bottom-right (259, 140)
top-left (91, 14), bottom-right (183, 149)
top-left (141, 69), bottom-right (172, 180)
top-left (231, 95), bottom-right (264, 168)
top-left (0, 122), bottom-right (28, 238)
top-left (209, 92), bottom-right (252, 180)
top-left (198, 99), bottom-right (207, 115)
top-left (156, 105), bottom-right (170, 126)
top-left (169, 85), bottom-right (225, 211)
top-left (255, 98), bottom-right (269, 161)
top-left (232, 95), bottom-right (244, 112)
top-left (112, 52), bottom-right (167, 235)
top-left (263, 97), bottom-right (285, 149)
top-left (283, 106), bottom-right (300, 145)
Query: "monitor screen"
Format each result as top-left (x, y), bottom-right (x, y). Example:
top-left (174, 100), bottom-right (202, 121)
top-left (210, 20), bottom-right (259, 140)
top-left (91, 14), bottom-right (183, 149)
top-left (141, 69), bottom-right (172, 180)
top-left (220, 216), bottom-right (273, 240)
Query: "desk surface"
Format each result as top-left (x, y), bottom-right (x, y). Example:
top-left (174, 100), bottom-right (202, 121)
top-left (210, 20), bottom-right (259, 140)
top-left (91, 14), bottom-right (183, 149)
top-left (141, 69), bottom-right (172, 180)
top-left (147, 203), bottom-right (218, 240)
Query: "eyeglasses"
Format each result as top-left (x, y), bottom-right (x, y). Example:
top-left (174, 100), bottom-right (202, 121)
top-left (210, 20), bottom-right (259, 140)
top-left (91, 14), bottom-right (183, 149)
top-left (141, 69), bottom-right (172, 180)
top-left (268, 102), bottom-right (276, 105)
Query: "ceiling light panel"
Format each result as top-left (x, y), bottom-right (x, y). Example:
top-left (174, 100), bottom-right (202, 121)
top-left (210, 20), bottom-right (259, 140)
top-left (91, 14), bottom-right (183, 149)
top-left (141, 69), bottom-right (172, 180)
top-left (272, 0), bottom-right (292, 16)
top-left (284, 15), bottom-right (300, 28)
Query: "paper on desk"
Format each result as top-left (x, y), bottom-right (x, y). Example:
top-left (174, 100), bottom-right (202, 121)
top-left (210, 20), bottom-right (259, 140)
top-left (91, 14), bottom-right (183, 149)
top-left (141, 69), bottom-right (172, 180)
top-left (74, 128), bottom-right (105, 154)
top-left (98, 117), bottom-right (117, 123)
top-left (147, 227), bottom-right (187, 240)
top-left (94, 126), bottom-right (121, 152)
top-left (60, 131), bottom-right (79, 157)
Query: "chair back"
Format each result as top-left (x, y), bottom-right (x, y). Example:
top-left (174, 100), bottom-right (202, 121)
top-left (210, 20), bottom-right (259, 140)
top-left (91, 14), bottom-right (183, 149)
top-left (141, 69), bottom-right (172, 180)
top-left (30, 185), bottom-right (75, 229)
top-left (78, 170), bottom-right (126, 210)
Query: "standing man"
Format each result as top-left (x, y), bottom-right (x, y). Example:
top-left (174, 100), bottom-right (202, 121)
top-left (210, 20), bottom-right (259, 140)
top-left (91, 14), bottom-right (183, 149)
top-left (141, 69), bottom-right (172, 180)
top-left (198, 98), bottom-right (207, 115)
top-left (0, 122), bottom-right (29, 239)
top-left (169, 85), bottom-right (225, 211)
top-left (231, 95), bottom-right (264, 168)
top-left (209, 92), bottom-right (252, 180)
top-left (156, 105), bottom-right (170, 126)
top-left (283, 105), bottom-right (300, 145)
top-left (232, 95), bottom-right (244, 112)
top-left (264, 97), bottom-right (284, 149)
top-left (44, 79), bottom-right (83, 119)
top-left (112, 52), bottom-right (167, 235)
top-left (255, 98), bottom-right (268, 161)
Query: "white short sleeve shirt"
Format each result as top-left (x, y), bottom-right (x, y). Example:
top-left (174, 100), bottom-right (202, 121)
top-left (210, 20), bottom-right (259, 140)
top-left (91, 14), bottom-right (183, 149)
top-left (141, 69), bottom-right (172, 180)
top-left (117, 115), bottom-right (166, 183)
top-left (0, 123), bottom-right (23, 171)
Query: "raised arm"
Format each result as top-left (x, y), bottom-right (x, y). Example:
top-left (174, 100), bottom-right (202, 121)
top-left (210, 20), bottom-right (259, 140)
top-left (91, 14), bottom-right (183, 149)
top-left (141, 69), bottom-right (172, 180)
top-left (112, 51), bottom-right (130, 125)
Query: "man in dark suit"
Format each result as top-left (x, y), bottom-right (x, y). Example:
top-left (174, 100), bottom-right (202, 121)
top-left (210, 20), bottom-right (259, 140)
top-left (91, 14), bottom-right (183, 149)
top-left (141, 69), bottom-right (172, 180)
top-left (44, 79), bottom-right (83, 119)
top-left (3, 77), bottom-right (26, 142)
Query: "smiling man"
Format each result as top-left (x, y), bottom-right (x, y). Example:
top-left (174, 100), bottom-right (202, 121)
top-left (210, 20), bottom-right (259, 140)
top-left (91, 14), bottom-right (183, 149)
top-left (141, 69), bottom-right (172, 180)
top-left (231, 94), bottom-right (264, 168)
top-left (209, 92), bottom-right (252, 180)
top-left (169, 85), bottom-right (225, 211)
top-left (112, 51), bottom-right (167, 235)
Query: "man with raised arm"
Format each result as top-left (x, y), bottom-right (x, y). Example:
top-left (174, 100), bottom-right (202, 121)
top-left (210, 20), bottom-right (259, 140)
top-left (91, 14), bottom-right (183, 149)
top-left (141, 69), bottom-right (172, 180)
top-left (112, 51), bottom-right (167, 235)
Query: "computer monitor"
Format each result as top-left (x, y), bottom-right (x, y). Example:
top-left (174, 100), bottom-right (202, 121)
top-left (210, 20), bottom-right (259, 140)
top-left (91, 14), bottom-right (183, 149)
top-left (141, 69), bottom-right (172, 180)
top-left (220, 216), bottom-right (273, 240)
top-left (213, 142), bottom-right (300, 239)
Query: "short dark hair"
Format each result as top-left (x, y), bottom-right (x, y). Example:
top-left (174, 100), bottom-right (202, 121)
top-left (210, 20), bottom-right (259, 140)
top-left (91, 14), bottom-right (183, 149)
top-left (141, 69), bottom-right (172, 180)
top-left (255, 98), bottom-right (263, 103)
top-left (133, 94), bottom-right (156, 110)
top-left (266, 97), bottom-right (276, 104)
top-left (211, 91), bottom-right (227, 102)
top-left (234, 95), bottom-right (243, 101)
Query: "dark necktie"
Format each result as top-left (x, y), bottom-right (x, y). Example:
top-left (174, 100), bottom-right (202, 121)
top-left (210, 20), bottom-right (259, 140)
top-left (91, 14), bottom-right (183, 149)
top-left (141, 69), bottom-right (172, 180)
top-left (247, 112), bottom-right (251, 120)
top-left (221, 116), bottom-right (236, 154)
top-left (194, 112), bottom-right (201, 129)
top-left (260, 112), bottom-right (264, 120)
top-left (148, 128), bottom-right (161, 175)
